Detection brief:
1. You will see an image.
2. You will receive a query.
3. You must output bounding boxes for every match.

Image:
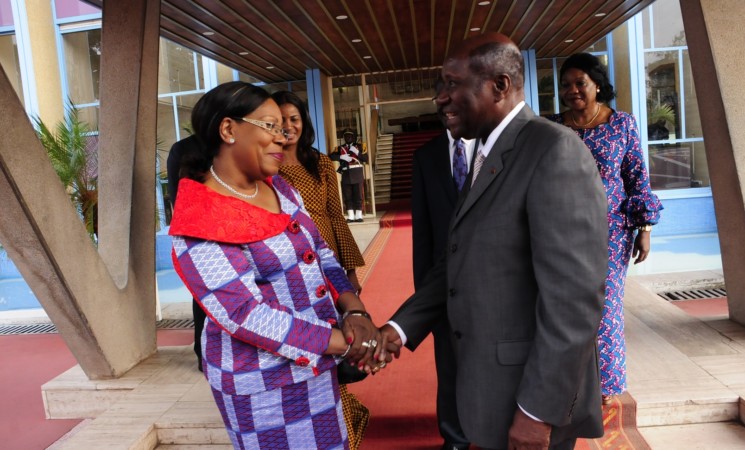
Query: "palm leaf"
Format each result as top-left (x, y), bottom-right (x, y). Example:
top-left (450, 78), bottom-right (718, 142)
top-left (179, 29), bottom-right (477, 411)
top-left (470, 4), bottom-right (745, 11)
top-left (34, 102), bottom-right (98, 241)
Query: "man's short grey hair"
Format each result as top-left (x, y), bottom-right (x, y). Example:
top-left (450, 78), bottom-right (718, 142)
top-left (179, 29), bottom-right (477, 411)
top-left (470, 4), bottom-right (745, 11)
top-left (468, 42), bottom-right (524, 89)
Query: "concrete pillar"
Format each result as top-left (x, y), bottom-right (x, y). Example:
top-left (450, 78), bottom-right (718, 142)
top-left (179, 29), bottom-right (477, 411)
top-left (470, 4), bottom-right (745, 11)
top-left (0, 0), bottom-right (161, 379)
top-left (680, 0), bottom-right (745, 324)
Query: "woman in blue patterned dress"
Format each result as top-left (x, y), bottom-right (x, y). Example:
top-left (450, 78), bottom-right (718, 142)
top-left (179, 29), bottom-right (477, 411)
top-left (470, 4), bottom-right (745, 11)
top-left (169, 81), bottom-right (385, 449)
top-left (547, 53), bottom-right (663, 404)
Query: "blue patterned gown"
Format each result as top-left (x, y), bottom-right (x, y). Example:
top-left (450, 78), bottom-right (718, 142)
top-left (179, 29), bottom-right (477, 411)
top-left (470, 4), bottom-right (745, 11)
top-left (548, 111), bottom-right (662, 396)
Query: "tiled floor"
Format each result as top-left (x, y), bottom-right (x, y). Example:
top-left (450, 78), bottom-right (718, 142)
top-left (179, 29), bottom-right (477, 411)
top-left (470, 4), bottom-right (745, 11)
top-left (33, 278), bottom-right (745, 449)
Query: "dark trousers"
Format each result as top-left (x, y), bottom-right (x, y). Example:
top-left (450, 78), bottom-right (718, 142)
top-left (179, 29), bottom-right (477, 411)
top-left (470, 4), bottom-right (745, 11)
top-left (192, 297), bottom-right (206, 360)
top-left (342, 183), bottom-right (363, 210)
top-left (434, 318), bottom-right (469, 448)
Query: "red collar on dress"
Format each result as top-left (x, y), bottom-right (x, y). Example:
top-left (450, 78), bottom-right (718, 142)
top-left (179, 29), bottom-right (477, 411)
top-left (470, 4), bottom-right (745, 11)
top-left (169, 178), bottom-right (290, 244)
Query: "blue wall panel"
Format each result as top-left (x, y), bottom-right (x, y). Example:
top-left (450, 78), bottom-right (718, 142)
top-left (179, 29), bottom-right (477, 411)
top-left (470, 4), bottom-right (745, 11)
top-left (652, 195), bottom-right (717, 236)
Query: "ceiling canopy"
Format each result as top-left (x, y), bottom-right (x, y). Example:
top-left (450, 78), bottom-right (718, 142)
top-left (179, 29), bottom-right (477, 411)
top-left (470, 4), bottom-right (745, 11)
top-left (90, 1), bottom-right (654, 84)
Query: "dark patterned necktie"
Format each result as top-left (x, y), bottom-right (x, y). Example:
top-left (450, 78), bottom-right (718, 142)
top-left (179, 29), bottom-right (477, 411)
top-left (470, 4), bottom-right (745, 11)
top-left (471, 150), bottom-right (485, 187)
top-left (452, 139), bottom-right (468, 191)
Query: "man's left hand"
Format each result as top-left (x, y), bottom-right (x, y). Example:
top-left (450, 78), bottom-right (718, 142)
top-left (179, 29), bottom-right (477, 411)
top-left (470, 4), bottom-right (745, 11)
top-left (507, 408), bottom-right (551, 450)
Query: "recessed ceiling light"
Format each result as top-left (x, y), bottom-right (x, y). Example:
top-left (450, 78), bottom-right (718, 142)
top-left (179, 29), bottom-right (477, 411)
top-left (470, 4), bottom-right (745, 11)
top-left (202, 31), bottom-right (214, 36)
top-left (336, 15), bottom-right (348, 20)
top-left (595, 12), bottom-right (607, 17)
top-left (470, 27), bottom-right (481, 32)
top-left (363, 55), bottom-right (372, 59)
top-left (478, 1), bottom-right (490, 5)
top-left (239, 51), bottom-right (249, 56)
top-left (352, 39), bottom-right (362, 43)
top-left (564, 39), bottom-right (574, 43)
top-left (266, 66), bottom-right (274, 69)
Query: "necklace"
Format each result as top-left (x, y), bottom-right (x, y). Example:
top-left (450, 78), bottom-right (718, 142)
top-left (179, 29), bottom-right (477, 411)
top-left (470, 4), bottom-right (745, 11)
top-left (571, 104), bottom-right (601, 128)
top-left (209, 165), bottom-right (259, 200)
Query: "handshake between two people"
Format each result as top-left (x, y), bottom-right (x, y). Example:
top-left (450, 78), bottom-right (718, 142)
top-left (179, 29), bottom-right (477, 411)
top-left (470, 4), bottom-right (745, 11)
top-left (328, 310), bottom-right (404, 375)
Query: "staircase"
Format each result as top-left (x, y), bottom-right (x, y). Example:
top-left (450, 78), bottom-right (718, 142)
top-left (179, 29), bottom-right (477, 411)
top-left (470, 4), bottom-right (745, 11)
top-left (389, 130), bottom-right (442, 203)
top-left (374, 130), bottom-right (442, 209)
top-left (373, 134), bottom-right (393, 206)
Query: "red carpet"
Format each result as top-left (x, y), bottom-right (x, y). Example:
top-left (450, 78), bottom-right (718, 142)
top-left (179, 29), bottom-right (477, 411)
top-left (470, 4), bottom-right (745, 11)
top-left (350, 210), bottom-right (440, 449)
top-left (351, 210), bottom-right (651, 449)
top-left (577, 393), bottom-right (651, 449)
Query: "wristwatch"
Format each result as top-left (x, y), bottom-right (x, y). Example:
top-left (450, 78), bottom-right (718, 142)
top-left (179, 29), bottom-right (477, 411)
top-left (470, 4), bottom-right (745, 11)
top-left (637, 224), bottom-right (653, 232)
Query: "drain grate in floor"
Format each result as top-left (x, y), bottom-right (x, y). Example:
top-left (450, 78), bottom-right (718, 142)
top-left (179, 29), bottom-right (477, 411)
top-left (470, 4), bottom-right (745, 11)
top-left (157, 318), bottom-right (194, 329)
top-left (659, 288), bottom-right (727, 301)
top-left (0, 318), bottom-right (194, 336)
top-left (0, 323), bottom-right (58, 335)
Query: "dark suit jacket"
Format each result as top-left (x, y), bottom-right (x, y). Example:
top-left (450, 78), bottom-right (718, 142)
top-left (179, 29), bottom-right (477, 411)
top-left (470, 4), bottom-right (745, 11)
top-left (392, 106), bottom-right (608, 448)
top-left (411, 132), bottom-right (458, 289)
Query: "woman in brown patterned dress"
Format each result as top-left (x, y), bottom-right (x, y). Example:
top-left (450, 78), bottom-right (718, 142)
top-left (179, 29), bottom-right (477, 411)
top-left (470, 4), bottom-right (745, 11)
top-left (272, 90), bottom-right (369, 449)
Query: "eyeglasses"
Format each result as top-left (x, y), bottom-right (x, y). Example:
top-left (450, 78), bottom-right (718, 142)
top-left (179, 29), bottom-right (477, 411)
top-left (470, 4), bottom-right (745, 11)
top-left (235, 117), bottom-right (289, 139)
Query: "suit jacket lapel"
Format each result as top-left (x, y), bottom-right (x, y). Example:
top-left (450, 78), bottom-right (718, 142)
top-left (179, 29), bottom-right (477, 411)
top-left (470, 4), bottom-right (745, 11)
top-left (454, 105), bottom-right (535, 225)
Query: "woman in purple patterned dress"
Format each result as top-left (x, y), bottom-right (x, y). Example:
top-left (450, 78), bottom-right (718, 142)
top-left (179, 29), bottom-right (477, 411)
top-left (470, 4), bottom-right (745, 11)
top-left (547, 53), bottom-right (662, 404)
top-left (169, 82), bottom-right (386, 449)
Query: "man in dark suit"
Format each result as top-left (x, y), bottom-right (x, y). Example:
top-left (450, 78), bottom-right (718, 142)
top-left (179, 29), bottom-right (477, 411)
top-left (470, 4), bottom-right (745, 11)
top-left (166, 134), bottom-right (207, 372)
top-left (380, 33), bottom-right (608, 449)
top-left (411, 95), bottom-right (473, 450)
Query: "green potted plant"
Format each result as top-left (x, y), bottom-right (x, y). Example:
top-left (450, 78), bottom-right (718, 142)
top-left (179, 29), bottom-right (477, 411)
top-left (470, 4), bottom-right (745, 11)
top-left (34, 103), bottom-right (98, 241)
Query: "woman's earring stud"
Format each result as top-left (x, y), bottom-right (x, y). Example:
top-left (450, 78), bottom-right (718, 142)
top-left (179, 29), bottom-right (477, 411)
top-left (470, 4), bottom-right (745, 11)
top-left (228, 138), bottom-right (235, 144)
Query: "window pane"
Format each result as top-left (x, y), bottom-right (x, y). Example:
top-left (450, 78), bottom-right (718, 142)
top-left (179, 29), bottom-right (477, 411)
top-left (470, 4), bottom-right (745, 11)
top-left (651, 0), bottom-right (685, 48)
top-left (641, 8), bottom-right (652, 49)
top-left (176, 94), bottom-right (201, 136)
top-left (645, 50), bottom-right (679, 140)
top-left (0, 0), bottom-right (13, 27)
top-left (0, 34), bottom-right (24, 106)
top-left (648, 141), bottom-right (709, 190)
top-left (157, 93), bottom-right (201, 153)
top-left (682, 50), bottom-right (702, 139)
top-left (157, 98), bottom-right (176, 156)
top-left (584, 36), bottom-right (607, 53)
top-left (238, 72), bottom-right (263, 84)
top-left (159, 38), bottom-right (202, 93)
top-left (689, 140), bottom-right (709, 188)
top-left (536, 59), bottom-right (556, 116)
top-left (77, 105), bottom-right (99, 130)
top-left (216, 62), bottom-right (234, 84)
top-left (63, 29), bottom-right (101, 104)
top-left (55, 0), bottom-right (100, 19)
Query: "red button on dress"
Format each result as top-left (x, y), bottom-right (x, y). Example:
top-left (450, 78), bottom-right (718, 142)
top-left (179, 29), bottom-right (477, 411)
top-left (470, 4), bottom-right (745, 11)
top-left (315, 285), bottom-right (327, 298)
top-left (295, 356), bottom-right (310, 366)
top-left (288, 220), bottom-right (301, 234)
top-left (302, 249), bottom-right (315, 264)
